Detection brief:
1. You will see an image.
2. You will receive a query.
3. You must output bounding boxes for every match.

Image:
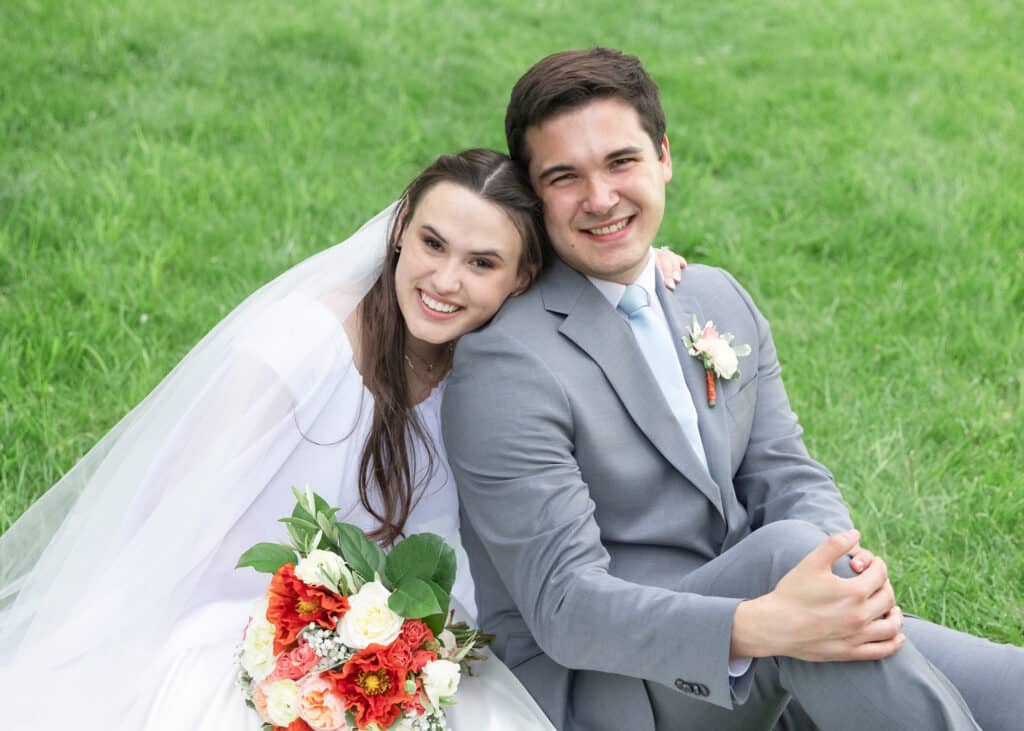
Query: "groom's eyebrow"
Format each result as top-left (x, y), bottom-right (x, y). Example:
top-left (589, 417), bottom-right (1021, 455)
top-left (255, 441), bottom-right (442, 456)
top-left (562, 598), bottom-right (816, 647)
top-left (536, 163), bottom-right (575, 183)
top-left (536, 146), bottom-right (647, 183)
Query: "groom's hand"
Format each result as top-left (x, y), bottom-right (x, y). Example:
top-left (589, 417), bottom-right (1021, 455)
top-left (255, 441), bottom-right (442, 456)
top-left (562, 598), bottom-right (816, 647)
top-left (731, 529), bottom-right (905, 663)
top-left (849, 543), bottom-right (876, 573)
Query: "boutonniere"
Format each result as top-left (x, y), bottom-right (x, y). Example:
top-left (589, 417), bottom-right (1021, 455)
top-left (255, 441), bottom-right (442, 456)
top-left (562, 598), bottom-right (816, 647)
top-left (682, 315), bottom-right (751, 407)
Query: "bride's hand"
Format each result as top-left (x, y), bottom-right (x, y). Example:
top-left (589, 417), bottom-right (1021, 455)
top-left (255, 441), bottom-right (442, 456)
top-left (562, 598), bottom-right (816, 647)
top-left (655, 245), bottom-right (687, 290)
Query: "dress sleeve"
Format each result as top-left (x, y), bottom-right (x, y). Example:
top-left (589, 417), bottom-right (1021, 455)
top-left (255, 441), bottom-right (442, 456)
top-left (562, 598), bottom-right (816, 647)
top-left (235, 293), bottom-right (349, 402)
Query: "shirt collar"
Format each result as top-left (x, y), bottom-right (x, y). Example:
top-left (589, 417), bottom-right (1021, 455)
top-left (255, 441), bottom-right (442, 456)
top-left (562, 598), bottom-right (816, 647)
top-left (586, 248), bottom-right (656, 309)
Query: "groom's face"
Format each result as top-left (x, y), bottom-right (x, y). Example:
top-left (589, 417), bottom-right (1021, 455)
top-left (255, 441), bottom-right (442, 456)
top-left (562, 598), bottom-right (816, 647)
top-left (525, 97), bottom-right (672, 284)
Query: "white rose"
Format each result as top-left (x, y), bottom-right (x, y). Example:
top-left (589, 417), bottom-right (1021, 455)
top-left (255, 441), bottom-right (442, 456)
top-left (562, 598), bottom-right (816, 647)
top-left (295, 549), bottom-right (353, 592)
top-left (421, 659), bottom-right (461, 704)
top-left (336, 580), bottom-right (404, 649)
top-left (391, 717), bottom-right (417, 731)
top-left (705, 338), bottom-right (739, 379)
top-left (264, 678), bottom-right (300, 726)
top-left (241, 597), bottom-right (277, 682)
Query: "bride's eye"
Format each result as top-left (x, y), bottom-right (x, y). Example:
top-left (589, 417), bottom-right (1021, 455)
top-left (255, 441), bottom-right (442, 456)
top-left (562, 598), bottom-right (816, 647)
top-left (423, 236), bottom-right (443, 251)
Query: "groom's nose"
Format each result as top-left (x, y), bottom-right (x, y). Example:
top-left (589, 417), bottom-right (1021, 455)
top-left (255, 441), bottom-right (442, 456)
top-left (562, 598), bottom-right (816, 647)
top-left (582, 175), bottom-right (619, 215)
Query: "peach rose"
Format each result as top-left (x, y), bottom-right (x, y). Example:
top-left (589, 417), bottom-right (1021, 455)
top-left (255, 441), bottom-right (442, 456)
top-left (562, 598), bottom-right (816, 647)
top-left (703, 337), bottom-right (739, 378)
top-left (252, 682), bottom-right (272, 724)
top-left (297, 676), bottom-right (351, 731)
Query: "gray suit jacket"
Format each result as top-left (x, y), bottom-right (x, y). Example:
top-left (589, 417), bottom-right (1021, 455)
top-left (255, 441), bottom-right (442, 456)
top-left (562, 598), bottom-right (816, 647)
top-left (442, 257), bottom-right (853, 730)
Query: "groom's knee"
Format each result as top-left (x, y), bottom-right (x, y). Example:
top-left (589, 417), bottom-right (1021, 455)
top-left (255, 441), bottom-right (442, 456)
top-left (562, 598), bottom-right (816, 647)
top-left (746, 520), bottom-right (851, 585)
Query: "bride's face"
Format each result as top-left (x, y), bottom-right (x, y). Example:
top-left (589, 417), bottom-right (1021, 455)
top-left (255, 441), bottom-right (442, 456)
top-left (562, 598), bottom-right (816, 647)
top-left (395, 181), bottom-right (529, 347)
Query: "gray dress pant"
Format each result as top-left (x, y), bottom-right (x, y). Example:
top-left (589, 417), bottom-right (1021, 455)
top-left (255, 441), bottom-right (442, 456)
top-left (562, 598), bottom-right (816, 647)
top-left (644, 520), bottom-right (1024, 730)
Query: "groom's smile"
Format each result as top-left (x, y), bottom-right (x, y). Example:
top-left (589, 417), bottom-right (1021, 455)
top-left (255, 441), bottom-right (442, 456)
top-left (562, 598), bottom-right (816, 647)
top-left (580, 214), bottom-right (635, 240)
top-left (525, 97), bottom-right (672, 285)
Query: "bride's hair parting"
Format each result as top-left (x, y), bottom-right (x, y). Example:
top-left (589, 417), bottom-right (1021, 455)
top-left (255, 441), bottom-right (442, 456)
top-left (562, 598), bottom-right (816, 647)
top-left (357, 148), bottom-right (546, 546)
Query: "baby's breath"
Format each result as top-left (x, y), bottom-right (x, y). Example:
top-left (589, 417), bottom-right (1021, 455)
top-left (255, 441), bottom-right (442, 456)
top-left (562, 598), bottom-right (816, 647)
top-left (300, 623), bottom-right (354, 670)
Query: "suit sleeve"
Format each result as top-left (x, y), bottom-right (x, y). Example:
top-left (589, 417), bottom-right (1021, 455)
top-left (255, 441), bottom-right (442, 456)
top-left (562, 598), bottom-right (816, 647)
top-left (442, 325), bottom-right (743, 710)
top-left (718, 270), bottom-right (854, 534)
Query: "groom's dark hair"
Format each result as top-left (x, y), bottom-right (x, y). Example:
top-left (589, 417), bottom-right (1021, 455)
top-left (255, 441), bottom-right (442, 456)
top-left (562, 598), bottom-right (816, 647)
top-left (505, 47), bottom-right (667, 172)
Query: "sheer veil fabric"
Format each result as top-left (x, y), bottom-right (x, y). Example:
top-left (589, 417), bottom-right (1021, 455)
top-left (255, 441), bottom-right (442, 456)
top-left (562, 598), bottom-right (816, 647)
top-left (0, 203), bottom-right (555, 729)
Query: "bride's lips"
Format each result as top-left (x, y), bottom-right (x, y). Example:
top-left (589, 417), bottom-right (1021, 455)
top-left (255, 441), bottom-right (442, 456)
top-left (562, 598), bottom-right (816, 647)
top-left (417, 289), bottom-right (463, 320)
top-left (578, 215), bottom-right (636, 243)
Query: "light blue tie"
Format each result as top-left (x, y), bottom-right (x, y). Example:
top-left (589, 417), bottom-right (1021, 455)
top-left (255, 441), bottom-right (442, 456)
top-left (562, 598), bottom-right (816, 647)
top-left (618, 284), bottom-right (708, 470)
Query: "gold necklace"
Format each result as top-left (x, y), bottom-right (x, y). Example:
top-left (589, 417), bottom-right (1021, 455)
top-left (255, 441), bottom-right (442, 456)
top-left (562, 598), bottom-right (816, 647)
top-left (403, 343), bottom-right (454, 377)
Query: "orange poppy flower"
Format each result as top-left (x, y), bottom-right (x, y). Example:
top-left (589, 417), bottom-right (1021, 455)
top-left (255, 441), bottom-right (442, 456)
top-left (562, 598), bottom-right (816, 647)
top-left (267, 564), bottom-right (350, 654)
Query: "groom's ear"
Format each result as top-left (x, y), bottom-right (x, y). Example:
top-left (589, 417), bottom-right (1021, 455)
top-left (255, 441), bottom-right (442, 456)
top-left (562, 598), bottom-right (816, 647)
top-left (659, 134), bottom-right (673, 184)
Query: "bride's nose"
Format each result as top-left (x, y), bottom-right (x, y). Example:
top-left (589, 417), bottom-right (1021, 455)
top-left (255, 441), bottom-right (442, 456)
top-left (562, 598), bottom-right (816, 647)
top-left (431, 259), bottom-right (462, 294)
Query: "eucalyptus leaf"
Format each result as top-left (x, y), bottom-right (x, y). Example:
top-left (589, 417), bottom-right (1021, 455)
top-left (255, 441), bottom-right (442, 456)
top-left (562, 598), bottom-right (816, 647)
top-left (385, 532), bottom-right (456, 593)
top-left (388, 576), bottom-right (444, 618)
top-left (337, 522), bottom-right (387, 583)
top-left (236, 542), bottom-right (297, 573)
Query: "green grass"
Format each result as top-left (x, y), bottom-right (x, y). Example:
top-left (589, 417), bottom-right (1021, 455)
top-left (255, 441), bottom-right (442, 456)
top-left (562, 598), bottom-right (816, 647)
top-left (1, 0), bottom-right (1021, 643)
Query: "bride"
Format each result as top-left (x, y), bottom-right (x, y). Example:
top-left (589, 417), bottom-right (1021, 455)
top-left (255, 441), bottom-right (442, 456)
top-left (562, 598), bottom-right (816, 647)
top-left (0, 148), bottom-right (685, 730)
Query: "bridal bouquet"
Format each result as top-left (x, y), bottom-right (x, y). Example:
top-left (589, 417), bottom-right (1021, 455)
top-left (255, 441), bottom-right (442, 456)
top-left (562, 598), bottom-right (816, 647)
top-left (235, 487), bottom-right (487, 731)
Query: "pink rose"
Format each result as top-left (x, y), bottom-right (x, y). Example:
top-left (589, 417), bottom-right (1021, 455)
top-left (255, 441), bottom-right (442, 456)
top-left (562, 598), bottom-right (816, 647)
top-left (297, 676), bottom-right (351, 731)
top-left (273, 640), bottom-right (320, 680)
top-left (701, 323), bottom-right (721, 340)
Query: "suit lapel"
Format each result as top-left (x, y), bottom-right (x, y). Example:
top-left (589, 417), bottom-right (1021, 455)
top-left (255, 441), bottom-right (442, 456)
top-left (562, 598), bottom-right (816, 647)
top-left (541, 260), bottom-right (725, 517)
top-left (658, 279), bottom-right (732, 501)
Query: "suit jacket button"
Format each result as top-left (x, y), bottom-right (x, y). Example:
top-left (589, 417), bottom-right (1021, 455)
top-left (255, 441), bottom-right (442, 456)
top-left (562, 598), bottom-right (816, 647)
top-left (675, 679), bottom-right (697, 694)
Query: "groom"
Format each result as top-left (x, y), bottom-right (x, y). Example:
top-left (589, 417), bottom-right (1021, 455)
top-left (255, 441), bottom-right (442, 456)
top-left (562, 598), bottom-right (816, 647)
top-left (442, 48), bottom-right (1022, 730)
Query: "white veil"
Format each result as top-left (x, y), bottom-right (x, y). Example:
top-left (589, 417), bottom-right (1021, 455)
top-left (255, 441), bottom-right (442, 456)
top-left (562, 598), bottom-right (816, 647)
top-left (0, 203), bottom-right (397, 721)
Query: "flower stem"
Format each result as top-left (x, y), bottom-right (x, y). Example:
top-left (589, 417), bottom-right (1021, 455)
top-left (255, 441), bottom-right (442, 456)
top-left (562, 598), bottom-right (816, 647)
top-left (705, 369), bottom-right (717, 407)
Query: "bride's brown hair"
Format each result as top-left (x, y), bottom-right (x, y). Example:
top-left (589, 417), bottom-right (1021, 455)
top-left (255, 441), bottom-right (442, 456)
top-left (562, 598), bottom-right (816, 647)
top-left (357, 149), bottom-right (545, 546)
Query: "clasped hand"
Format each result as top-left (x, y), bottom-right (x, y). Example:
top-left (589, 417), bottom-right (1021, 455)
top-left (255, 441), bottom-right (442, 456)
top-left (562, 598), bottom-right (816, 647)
top-left (733, 529), bottom-right (905, 663)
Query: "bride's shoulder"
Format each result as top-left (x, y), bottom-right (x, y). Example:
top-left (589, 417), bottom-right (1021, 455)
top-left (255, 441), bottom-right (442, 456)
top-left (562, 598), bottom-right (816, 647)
top-left (234, 292), bottom-right (354, 396)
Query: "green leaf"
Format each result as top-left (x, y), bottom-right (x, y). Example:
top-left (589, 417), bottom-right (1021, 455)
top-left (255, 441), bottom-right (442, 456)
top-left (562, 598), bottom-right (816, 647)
top-left (236, 543), bottom-right (297, 573)
top-left (316, 513), bottom-right (342, 551)
top-left (388, 576), bottom-right (445, 618)
top-left (279, 516), bottom-right (318, 548)
top-left (337, 522), bottom-right (387, 583)
top-left (385, 533), bottom-right (457, 593)
top-left (423, 610), bottom-right (447, 636)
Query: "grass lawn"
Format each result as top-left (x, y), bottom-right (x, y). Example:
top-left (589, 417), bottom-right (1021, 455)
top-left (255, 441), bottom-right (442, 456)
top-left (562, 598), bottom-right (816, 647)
top-left (1, 0), bottom-right (1021, 643)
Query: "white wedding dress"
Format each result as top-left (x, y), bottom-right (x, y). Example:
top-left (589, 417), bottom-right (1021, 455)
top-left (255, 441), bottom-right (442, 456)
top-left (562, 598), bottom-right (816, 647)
top-left (0, 206), bottom-right (554, 730)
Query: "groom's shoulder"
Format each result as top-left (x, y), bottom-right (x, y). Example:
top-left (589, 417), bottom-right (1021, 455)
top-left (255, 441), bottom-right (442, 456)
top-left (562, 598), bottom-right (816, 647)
top-left (671, 263), bottom-right (760, 312)
top-left (470, 282), bottom-right (556, 341)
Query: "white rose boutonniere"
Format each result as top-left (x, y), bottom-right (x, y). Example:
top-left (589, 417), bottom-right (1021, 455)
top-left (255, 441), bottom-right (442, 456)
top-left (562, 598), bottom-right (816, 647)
top-left (336, 580), bottom-right (404, 649)
top-left (682, 315), bottom-right (752, 407)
